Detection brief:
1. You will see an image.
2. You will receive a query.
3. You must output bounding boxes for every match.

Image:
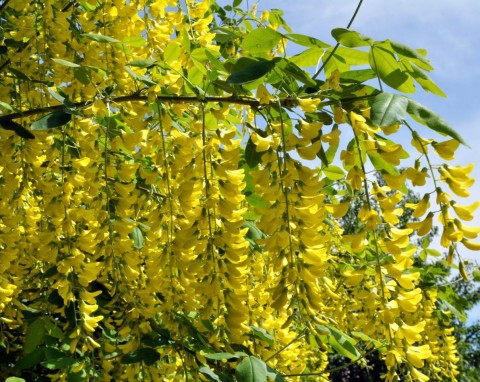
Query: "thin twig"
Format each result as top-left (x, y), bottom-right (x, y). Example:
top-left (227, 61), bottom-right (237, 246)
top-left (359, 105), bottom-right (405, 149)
top-left (312, 0), bottom-right (365, 80)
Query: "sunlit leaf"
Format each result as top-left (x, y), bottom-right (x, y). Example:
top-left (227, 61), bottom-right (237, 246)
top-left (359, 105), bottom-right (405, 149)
top-left (82, 33), bottom-right (120, 43)
top-left (241, 28), bottom-right (282, 56)
top-left (331, 28), bottom-right (372, 47)
top-left (236, 356), bottom-right (268, 382)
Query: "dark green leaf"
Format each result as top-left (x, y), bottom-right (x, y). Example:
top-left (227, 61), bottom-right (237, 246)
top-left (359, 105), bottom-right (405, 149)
top-left (331, 28), bottom-right (372, 47)
top-left (43, 319), bottom-right (64, 339)
top-left (437, 297), bottom-right (467, 322)
top-left (9, 68), bottom-right (30, 80)
top-left (121, 348), bottom-right (160, 365)
top-left (14, 348), bottom-right (45, 370)
top-left (132, 226), bottom-right (144, 249)
top-left (371, 93), bottom-right (408, 127)
top-left (245, 137), bottom-right (264, 168)
top-left (249, 326), bottom-right (274, 346)
top-left (241, 28), bottom-right (282, 56)
top-left (227, 59), bottom-right (276, 84)
top-left (204, 352), bottom-right (240, 361)
top-left (0, 119), bottom-right (35, 139)
top-left (31, 110), bottom-right (71, 130)
top-left (285, 33), bottom-right (329, 48)
top-left (82, 33), bottom-right (119, 43)
top-left (74, 66), bottom-right (91, 85)
top-left (406, 99), bottom-right (466, 145)
top-left (236, 356), bottom-right (268, 382)
top-left (42, 347), bottom-right (76, 369)
top-left (0, 46), bottom-right (7, 55)
top-left (48, 88), bottom-right (76, 109)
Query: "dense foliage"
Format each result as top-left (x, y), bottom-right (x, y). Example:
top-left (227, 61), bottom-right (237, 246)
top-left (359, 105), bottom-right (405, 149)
top-left (0, 0), bottom-right (479, 381)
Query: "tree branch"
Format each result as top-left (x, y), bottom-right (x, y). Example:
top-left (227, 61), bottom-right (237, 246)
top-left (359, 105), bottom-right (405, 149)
top-left (0, 93), bottom-right (376, 123)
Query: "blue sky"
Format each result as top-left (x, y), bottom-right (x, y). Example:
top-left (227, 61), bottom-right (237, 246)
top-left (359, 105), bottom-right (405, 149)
top-left (252, 0), bottom-right (480, 322)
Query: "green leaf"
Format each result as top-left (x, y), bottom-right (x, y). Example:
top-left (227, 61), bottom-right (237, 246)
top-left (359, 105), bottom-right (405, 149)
top-left (9, 68), bottom-right (30, 80)
top-left (227, 59), bottom-right (276, 84)
top-left (340, 69), bottom-right (376, 83)
top-left (199, 366), bottom-right (223, 382)
top-left (318, 325), bottom-right (362, 361)
top-left (408, 62), bottom-right (446, 97)
top-left (0, 101), bottom-right (14, 111)
top-left (289, 47), bottom-right (323, 67)
top-left (390, 40), bottom-right (432, 69)
top-left (371, 92), bottom-right (408, 127)
top-left (0, 119), bottom-right (35, 139)
top-left (127, 59), bottom-right (157, 68)
top-left (331, 28), bottom-right (372, 47)
top-left (74, 66), bottom-right (91, 85)
top-left (51, 58), bottom-right (81, 68)
top-left (6, 378), bottom-right (26, 382)
top-left (370, 43), bottom-right (414, 93)
top-left (285, 33), bottom-right (329, 48)
top-left (245, 137), bottom-right (264, 167)
top-left (190, 47), bottom-right (221, 62)
top-left (48, 88), bottom-right (76, 109)
top-left (241, 28), bottom-right (282, 56)
top-left (236, 356), bottom-right (268, 382)
top-left (249, 325), bottom-right (274, 346)
top-left (132, 226), bottom-right (144, 249)
top-left (350, 332), bottom-right (385, 352)
top-left (43, 319), bottom-right (64, 339)
top-left (14, 348), bottom-right (45, 370)
top-left (204, 352), bottom-right (241, 361)
top-left (406, 99), bottom-right (467, 145)
top-left (121, 35), bottom-right (147, 47)
top-left (31, 110), bottom-right (72, 130)
top-left (82, 33), bottom-right (120, 43)
top-left (42, 347), bottom-right (76, 369)
top-left (323, 165), bottom-right (345, 180)
top-left (245, 193), bottom-right (268, 209)
top-left (437, 297), bottom-right (467, 322)
top-left (472, 268), bottom-right (480, 282)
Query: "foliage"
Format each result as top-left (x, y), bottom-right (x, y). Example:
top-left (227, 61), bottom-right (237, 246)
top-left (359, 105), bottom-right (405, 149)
top-left (0, 0), bottom-right (479, 381)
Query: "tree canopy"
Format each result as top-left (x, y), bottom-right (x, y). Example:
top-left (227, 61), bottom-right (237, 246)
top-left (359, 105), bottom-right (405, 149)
top-left (0, 0), bottom-right (479, 381)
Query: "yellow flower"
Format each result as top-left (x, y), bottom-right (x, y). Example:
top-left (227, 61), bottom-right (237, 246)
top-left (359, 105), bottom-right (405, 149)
top-left (256, 84), bottom-right (274, 105)
top-left (406, 344), bottom-right (432, 368)
top-left (298, 98), bottom-right (321, 112)
top-left (432, 139), bottom-right (460, 160)
top-left (451, 200), bottom-right (479, 221)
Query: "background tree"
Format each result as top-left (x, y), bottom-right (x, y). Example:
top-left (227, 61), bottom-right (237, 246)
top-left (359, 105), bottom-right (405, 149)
top-left (0, 0), bottom-right (479, 381)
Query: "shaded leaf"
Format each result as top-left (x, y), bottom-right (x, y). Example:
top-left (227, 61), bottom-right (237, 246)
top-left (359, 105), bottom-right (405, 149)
top-left (406, 99), bottom-right (466, 145)
top-left (249, 326), bottom-right (274, 346)
top-left (0, 101), bottom-right (14, 111)
top-left (0, 119), bottom-right (35, 139)
top-left (371, 92), bottom-right (408, 127)
top-left (26, 321), bottom-right (46, 353)
top-left (226, 59), bottom-right (276, 84)
top-left (204, 352), bottom-right (241, 361)
top-left (31, 110), bottom-right (72, 130)
top-left (42, 347), bottom-right (76, 369)
top-left (48, 88), bottom-right (76, 109)
top-left (199, 366), bottom-right (223, 382)
top-left (236, 356), bottom-right (268, 382)
top-left (14, 348), bottom-right (45, 370)
top-left (245, 137), bottom-right (264, 167)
